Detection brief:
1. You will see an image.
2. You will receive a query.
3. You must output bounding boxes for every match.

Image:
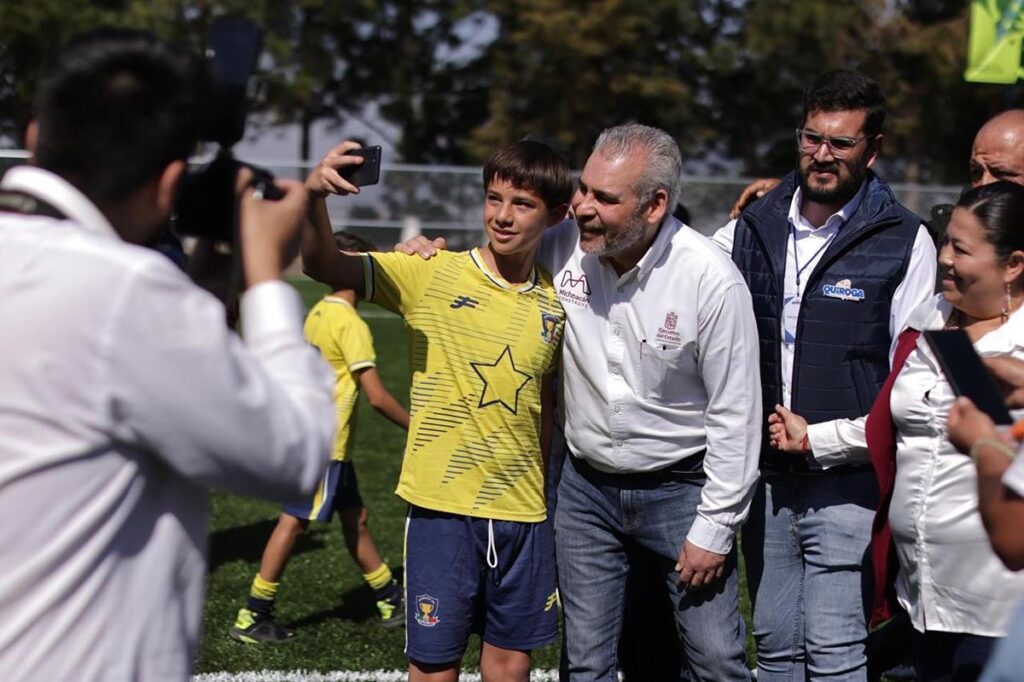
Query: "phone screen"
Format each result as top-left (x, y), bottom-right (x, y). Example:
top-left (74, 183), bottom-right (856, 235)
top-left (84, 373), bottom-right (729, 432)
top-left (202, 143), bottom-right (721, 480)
top-left (340, 145), bottom-right (382, 187)
top-left (923, 329), bottom-right (1013, 425)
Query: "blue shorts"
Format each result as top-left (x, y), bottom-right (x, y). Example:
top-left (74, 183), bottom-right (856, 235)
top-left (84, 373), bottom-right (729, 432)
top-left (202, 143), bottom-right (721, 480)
top-left (404, 506), bottom-right (558, 664)
top-left (283, 460), bottom-right (363, 522)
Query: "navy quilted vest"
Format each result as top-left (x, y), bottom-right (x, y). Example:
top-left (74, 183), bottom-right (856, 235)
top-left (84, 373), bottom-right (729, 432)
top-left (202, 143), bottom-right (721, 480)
top-left (731, 171), bottom-right (922, 464)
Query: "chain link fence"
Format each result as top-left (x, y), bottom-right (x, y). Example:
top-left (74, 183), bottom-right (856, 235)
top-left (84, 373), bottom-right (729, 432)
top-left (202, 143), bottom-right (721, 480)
top-left (0, 152), bottom-right (962, 247)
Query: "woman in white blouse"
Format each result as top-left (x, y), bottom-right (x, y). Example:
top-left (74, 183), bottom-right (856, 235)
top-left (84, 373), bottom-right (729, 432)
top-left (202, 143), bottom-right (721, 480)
top-left (770, 181), bottom-right (1024, 681)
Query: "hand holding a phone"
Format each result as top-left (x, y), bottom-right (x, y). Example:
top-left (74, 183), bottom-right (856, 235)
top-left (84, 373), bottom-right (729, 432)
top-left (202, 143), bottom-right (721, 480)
top-left (305, 140), bottom-right (370, 199)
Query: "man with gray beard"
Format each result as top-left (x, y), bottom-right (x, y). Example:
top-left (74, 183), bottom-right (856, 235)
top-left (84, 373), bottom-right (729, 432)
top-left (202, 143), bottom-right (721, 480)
top-left (547, 123), bottom-right (760, 681)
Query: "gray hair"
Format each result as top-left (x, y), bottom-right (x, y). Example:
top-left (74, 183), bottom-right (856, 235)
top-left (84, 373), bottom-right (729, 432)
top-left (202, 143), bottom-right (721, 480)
top-left (592, 123), bottom-right (683, 212)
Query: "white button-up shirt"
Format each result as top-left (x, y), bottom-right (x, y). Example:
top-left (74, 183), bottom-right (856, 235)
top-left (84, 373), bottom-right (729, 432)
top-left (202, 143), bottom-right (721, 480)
top-left (0, 166), bottom-right (335, 680)
top-left (888, 296), bottom-right (1024, 636)
top-left (713, 184), bottom-right (937, 468)
top-left (539, 217), bottom-right (762, 554)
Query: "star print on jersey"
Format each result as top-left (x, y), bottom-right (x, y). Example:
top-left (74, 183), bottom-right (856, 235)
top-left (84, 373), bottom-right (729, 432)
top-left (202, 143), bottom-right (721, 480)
top-left (470, 346), bottom-right (533, 414)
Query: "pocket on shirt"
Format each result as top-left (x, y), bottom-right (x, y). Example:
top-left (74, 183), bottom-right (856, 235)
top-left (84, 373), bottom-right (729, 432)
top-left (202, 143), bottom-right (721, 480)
top-left (639, 342), bottom-right (697, 404)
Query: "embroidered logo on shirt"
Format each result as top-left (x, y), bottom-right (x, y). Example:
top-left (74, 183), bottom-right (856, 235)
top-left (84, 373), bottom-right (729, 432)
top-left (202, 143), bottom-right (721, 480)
top-left (415, 594), bottom-right (441, 627)
top-left (822, 279), bottom-right (865, 302)
top-left (450, 295), bottom-right (479, 309)
top-left (655, 311), bottom-right (682, 347)
top-left (540, 312), bottom-right (560, 343)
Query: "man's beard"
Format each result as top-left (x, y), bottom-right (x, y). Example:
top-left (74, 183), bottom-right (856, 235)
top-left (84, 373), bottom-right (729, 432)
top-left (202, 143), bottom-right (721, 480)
top-left (798, 161), bottom-right (865, 206)
top-left (590, 210), bottom-right (647, 260)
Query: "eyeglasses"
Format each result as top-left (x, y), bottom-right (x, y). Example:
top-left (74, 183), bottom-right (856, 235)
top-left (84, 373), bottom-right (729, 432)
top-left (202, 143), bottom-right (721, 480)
top-left (795, 128), bottom-right (870, 159)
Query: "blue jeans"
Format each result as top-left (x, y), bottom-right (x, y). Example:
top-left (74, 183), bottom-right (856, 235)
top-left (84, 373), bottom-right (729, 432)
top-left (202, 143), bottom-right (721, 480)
top-left (742, 470), bottom-right (877, 682)
top-left (981, 600), bottom-right (1024, 682)
top-left (554, 454), bottom-right (750, 682)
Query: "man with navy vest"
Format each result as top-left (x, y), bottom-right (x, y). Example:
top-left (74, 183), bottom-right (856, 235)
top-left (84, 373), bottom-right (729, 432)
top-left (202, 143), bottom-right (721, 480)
top-left (713, 70), bottom-right (937, 681)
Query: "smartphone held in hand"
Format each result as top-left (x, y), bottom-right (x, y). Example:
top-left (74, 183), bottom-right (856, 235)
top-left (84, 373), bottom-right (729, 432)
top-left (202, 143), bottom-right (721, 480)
top-left (340, 145), bottom-right (382, 187)
top-left (924, 329), bottom-right (1013, 425)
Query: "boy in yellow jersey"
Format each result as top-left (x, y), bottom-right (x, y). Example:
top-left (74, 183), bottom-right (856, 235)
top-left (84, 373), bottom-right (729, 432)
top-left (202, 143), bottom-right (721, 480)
top-left (231, 232), bottom-right (411, 643)
top-left (301, 140), bottom-right (571, 682)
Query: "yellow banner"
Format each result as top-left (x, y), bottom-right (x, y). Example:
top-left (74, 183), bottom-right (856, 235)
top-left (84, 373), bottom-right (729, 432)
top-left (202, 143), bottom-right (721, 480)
top-left (966, 0), bottom-right (1024, 83)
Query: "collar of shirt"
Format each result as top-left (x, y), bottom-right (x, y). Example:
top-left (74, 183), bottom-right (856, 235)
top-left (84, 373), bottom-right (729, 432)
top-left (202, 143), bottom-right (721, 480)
top-left (0, 166), bottom-right (119, 240)
top-left (787, 181), bottom-right (868, 234)
top-left (470, 247), bottom-right (539, 293)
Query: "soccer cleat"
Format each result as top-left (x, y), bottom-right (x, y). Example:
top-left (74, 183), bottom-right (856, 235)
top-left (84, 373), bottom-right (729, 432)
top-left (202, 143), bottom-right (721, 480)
top-left (229, 607), bottom-right (295, 644)
top-left (376, 593), bottom-right (405, 628)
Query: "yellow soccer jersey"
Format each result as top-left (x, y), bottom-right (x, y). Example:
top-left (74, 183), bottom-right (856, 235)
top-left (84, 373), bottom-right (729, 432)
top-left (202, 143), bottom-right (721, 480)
top-left (362, 248), bottom-right (565, 522)
top-left (303, 296), bottom-right (376, 462)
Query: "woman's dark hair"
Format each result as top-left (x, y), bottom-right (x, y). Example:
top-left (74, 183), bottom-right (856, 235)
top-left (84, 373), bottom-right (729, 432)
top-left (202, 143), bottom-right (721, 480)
top-left (956, 180), bottom-right (1024, 262)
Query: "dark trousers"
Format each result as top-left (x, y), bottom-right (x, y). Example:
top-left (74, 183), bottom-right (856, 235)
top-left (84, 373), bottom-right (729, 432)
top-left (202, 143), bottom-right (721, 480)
top-left (913, 630), bottom-right (998, 682)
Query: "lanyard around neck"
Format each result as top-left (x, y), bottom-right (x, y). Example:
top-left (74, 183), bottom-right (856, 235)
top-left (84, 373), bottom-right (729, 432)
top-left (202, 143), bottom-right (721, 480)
top-left (789, 218), bottom-right (844, 288)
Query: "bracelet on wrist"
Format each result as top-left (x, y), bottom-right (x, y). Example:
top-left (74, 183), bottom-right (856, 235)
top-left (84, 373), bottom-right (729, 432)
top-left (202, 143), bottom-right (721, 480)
top-left (969, 438), bottom-right (1017, 463)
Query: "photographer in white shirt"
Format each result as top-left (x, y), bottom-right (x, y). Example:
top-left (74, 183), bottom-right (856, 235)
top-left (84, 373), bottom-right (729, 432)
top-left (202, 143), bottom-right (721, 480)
top-left (0, 29), bottom-right (333, 681)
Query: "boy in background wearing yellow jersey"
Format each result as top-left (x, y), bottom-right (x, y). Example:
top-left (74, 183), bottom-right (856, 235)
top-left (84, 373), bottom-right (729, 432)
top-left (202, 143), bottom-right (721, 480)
top-left (301, 140), bottom-right (571, 682)
top-left (231, 232), bottom-right (411, 643)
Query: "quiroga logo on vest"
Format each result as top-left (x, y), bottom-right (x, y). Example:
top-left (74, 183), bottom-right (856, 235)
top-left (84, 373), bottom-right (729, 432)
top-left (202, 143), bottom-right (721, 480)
top-left (822, 279), bottom-right (865, 302)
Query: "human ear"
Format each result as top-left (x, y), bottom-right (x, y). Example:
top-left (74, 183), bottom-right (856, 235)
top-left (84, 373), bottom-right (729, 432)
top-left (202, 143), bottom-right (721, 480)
top-left (1004, 250), bottom-right (1024, 285)
top-left (865, 133), bottom-right (884, 169)
top-left (24, 120), bottom-right (38, 162)
top-left (645, 189), bottom-right (670, 225)
top-left (546, 203), bottom-right (570, 226)
top-left (156, 160), bottom-right (186, 218)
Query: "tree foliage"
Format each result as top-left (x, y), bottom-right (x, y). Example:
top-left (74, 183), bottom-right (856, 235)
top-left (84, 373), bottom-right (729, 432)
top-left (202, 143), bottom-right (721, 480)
top-left (0, 1), bottom-right (1018, 181)
top-left (467, 0), bottom-right (746, 167)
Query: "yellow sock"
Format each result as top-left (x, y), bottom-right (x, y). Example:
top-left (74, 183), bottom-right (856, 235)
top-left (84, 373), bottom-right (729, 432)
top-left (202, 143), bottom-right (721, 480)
top-left (250, 574), bottom-right (280, 602)
top-left (363, 563), bottom-right (393, 591)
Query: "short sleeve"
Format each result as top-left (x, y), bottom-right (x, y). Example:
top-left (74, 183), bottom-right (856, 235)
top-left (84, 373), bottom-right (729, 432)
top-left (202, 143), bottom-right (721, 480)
top-left (337, 316), bottom-right (376, 373)
top-left (362, 251), bottom-right (435, 315)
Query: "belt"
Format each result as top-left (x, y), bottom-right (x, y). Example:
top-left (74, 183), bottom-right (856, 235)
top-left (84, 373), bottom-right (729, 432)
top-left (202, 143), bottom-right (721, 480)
top-left (570, 449), bottom-right (707, 484)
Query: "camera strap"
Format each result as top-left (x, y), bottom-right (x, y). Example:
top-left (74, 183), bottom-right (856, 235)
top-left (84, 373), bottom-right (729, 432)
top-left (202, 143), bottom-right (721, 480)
top-left (0, 190), bottom-right (67, 220)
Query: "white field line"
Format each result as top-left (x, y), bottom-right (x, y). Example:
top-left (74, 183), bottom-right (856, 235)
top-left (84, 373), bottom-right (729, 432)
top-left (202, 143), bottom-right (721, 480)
top-left (192, 671), bottom-right (565, 682)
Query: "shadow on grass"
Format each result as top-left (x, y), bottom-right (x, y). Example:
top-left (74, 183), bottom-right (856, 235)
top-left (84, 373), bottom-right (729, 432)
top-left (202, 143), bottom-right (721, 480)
top-left (207, 519), bottom-right (329, 571)
top-left (288, 567), bottom-right (406, 629)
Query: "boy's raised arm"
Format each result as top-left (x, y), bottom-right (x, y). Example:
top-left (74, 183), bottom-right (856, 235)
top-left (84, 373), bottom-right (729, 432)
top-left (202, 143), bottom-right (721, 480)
top-left (301, 141), bottom-right (369, 295)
